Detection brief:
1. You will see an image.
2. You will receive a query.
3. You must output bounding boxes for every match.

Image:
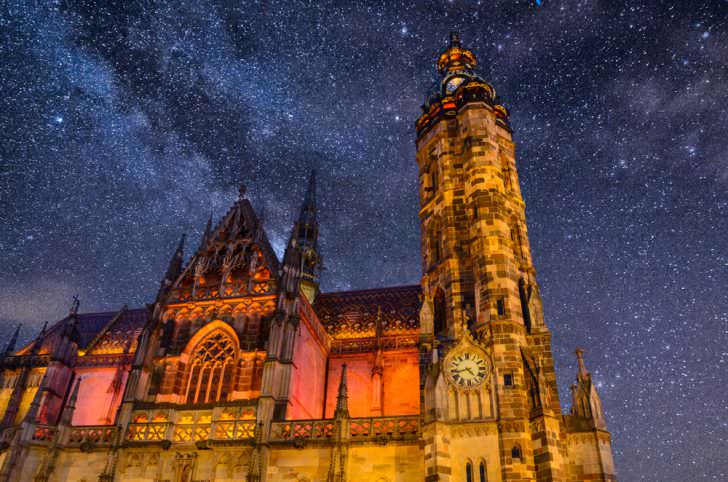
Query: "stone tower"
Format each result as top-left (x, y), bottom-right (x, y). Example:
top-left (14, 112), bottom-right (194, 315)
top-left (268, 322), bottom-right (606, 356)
top-left (418, 33), bottom-right (616, 481)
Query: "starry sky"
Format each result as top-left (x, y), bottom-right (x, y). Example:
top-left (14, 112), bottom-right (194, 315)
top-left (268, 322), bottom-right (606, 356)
top-left (1, 0), bottom-right (727, 479)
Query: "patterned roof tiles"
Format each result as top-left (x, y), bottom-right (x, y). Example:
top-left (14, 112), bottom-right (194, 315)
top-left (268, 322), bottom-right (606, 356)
top-left (314, 285), bottom-right (422, 339)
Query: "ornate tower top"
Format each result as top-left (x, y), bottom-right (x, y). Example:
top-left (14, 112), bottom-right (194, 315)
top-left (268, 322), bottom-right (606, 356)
top-left (437, 31), bottom-right (477, 74)
top-left (417, 32), bottom-right (508, 136)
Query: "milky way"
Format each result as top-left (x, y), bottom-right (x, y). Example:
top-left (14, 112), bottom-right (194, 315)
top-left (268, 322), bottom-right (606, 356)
top-left (1, 1), bottom-right (727, 480)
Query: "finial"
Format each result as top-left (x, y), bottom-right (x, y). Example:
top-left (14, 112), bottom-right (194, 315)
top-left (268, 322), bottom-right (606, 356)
top-left (575, 347), bottom-right (589, 379)
top-left (177, 232), bottom-right (186, 253)
top-left (69, 294), bottom-right (80, 317)
top-left (3, 323), bottom-right (21, 357)
top-left (449, 31), bottom-right (461, 48)
top-left (335, 364), bottom-right (349, 417)
top-left (238, 184), bottom-right (247, 200)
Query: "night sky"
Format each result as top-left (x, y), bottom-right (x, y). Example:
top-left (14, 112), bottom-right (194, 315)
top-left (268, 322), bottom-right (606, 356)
top-left (1, 1), bottom-right (727, 480)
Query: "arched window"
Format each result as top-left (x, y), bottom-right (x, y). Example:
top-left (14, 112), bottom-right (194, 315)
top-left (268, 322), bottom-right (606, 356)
top-left (185, 330), bottom-right (236, 404)
top-left (433, 288), bottom-right (447, 337)
top-left (518, 278), bottom-right (532, 333)
top-left (479, 461), bottom-right (487, 482)
top-left (466, 461), bottom-right (473, 482)
top-left (511, 445), bottom-right (522, 460)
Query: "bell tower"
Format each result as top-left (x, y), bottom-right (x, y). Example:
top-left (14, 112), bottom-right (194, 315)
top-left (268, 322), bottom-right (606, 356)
top-left (417, 32), bottom-right (569, 482)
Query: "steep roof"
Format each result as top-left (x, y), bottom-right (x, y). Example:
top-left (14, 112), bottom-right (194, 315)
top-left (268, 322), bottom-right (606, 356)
top-left (15, 307), bottom-right (149, 356)
top-left (314, 285), bottom-right (421, 340)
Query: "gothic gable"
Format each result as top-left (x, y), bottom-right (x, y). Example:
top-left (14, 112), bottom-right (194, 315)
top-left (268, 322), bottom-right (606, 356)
top-left (169, 193), bottom-right (280, 304)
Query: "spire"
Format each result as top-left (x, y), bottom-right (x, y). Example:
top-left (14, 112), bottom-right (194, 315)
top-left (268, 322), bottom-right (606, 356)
top-left (575, 347), bottom-right (589, 381)
top-left (437, 31), bottom-right (477, 74)
top-left (3, 324), bottom-right (21, 357)
top-left (334, 364), bottom-right (349, 418)
top-left (30, 321), bottom-right (48, 354)
top-left (200, 210), bottom-right (214, 249)
top-left (298, 169), bottom-right (317, 235)
top-left (288, 169), bottom-right (322, 300)
top-left (155, 233), bottom-right (185, 304)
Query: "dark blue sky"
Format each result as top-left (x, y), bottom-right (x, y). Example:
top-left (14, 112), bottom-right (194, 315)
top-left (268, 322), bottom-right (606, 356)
top-left (1, 1), bottom-right (727, 480)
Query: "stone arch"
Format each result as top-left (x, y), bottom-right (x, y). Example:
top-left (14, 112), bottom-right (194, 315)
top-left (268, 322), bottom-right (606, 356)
top-left (181, 321), bottom-right (240, 404)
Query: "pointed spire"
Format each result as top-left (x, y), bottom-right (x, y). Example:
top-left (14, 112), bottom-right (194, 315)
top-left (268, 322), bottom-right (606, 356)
top-left (31, 321), bottom-right (48, 354)
top-left (293, 169), bottom-right (321, 288)
top-left (334, 364), bottom-right (349, 418)
top-left (200, 210), bottom-right (214, 249)
top-left (449, 31), bottom-right (461, 48)
top-left (3, 323), bottom-right (21, 358)
top-left (297, 169), bottom-right (318, 235)
top-left (575, 347), bottom-right (589, 381)
top-left (69, 294), bottom-right (80, 317)
top-left (156, 233), bottom-right (185, 303)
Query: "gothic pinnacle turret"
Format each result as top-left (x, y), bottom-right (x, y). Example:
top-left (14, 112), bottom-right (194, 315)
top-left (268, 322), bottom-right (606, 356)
top-left (3, 324), bottom-right (21, 358)
top-left (334, 364), bottom-right (349, 418)
top-left (287, 169), bottom-right (322, 301)
top-left (156, 233), bottom-right (185, 303)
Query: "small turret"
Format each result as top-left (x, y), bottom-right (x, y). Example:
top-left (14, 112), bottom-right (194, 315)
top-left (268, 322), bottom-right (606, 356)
top-left (155, 233), bottom-right (185, 303)
top-left (286, 170), bottom-right (322, 302)
top-left (570, 348), bottom-right (606, 429)
top-left (334, 364), bottom-right (349, 418)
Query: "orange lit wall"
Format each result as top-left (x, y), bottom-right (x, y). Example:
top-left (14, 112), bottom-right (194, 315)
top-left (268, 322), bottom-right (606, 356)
top-left (324, 349), bottom-right (420, 418)
top-left (72, 366), bottom-right (128, 426)
top-left (288, 305), bottom-right (328, 419)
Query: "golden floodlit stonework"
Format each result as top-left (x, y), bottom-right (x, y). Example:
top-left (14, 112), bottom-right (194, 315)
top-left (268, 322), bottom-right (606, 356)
top-left (0, 33), bottom-right (616, 481)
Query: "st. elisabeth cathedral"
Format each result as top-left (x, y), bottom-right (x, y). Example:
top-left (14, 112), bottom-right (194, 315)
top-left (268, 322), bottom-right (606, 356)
top-left (0, 33), bottom-right (616, 482)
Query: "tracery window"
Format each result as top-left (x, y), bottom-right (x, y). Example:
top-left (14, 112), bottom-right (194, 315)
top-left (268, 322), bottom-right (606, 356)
top-left (185, 331), bottom-right (236, 404)
top-left (479, 461), bottom-right (487, 482)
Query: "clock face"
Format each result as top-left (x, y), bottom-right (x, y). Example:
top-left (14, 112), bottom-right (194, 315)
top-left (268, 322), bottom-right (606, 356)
top-left (447, 352), bottom-right (488, 389)
top-left (445, 76), bottom-right (465, 94)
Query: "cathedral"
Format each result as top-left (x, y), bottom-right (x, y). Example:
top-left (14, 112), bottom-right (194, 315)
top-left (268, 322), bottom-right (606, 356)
top-left (0, 33), bottom-right (616, 481)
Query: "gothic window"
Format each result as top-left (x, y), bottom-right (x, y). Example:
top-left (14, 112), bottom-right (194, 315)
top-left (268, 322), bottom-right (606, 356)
top-left (431, 166), bottom-right (439, 194)
top-left (466, 461), bottom-right (473, 482)
top-left (518, 279), bottom-right (532, 333)
top-left (511, 445), bottom-right (522, 460)
top-left (503, 373), bottom-right (514, 387)
top-left (479, 461), bottom-right (487, 482)
top-left (433, 288), bottom-right (447, 337)
top-left (185, 331), bottom-right (236, 404)
top-left (496, 298), bottom-right (505, 316)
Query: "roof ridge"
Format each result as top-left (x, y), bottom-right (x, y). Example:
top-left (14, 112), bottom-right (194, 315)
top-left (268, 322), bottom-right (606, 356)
top-left (318, 284), bottom-right (421, 298)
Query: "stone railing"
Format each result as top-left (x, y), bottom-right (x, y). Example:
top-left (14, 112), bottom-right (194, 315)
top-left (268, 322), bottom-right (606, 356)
top-left (126, 419), bottom-right (256, 444)
top-left (349, 416), bottom-right (419, 440)
top-left (30, 425), bottom-right (56, 443)
top-left (66, 425), bottom-right (117, 447)
top-left (270, 419), bottom-right (335, 441)
top-left (269, 415), bottom-right (420, 443)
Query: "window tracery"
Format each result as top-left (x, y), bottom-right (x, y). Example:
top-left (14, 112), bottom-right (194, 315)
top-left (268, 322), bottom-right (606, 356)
top-left (185, 331), bottom-right (237, 404)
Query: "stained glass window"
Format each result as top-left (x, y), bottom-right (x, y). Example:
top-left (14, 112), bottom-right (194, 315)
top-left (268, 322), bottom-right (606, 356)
top-left (185, 331), bottom-right (236, 404)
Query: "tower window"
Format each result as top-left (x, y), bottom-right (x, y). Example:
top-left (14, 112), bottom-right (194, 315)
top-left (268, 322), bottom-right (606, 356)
top-left (479, 461), bottom-right (487, 482)
top-left (496, 298), bottom-right (505, 316)
top-left (430, 167), bottom-right (439, 193)
top-left (511, 445), bottom-right (522, 460)
top-left (504, 373), bottom-right (514, 387)
top-left (466, 461), bottom-right (473, 482)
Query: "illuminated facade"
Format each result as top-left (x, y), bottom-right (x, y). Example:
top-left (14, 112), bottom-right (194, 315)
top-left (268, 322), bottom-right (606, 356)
top-left (0, 33), bottom-right (616, 481)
